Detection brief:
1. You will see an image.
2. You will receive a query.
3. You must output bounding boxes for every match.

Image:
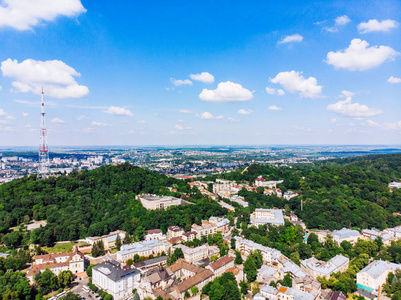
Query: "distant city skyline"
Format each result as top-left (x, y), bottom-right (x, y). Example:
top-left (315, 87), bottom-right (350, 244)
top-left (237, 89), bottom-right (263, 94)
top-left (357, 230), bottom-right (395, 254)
top-left (0, 0), bottom-right (400, 146)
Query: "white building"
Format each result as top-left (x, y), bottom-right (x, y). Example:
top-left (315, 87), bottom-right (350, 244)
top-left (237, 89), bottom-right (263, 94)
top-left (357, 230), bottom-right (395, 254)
top-left (137, 194), bottom-right (182, 210)
top-left (144, 229), bottom-right (166, 241)
top-left (250, 208), bottom-right (285, 227)
top-left (283, 191), bottom-right (299, 200)
top-left (357, 260), bottom-right (401, 294)
top-left (179, 245), bottom-right (209, 263)
top-left (257, 284), bottom-right (314, 300)
top-left (332, 228), bottom-right (361, 245)
top-left (301, 255), bottom-right (349, 279)
top-left (206, 256), bottom-right (234, 277)
top-left (362, 229), bottom-right (393, 246)
top-left (86, 230), bottom-right (126, 250)
top-left (213, 179), bottom-right (236, 193)
top-left (389, 182), bottom-right (401, 189)
top-left (167, 226), bottom-right (185, 240)
top-left (117, 240), bottom-right (170, 262)
top-left (234, 237), bottom-right (282, 265)
top-left (92, 260), bottom-right (141, 300)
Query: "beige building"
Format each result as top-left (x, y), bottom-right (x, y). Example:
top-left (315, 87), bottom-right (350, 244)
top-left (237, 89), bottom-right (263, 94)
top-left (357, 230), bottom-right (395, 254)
top-left (167, 226), bottom-right (185, 240)
top-left (192, 221), bottom-right (218, 239)
top-left (301, 255), bottom-right (349, 279)
top-left (206, 256), bottom-right (234, 277)
top-left (212, 179), bottom-right (236, 193)
top-left (182, 245), bottom-right (209, 263)
top-left (117, 240), bottom-right (170, 262)
top-left (27, 247), bottom-right (86, 283)
top-left (137, 194), bottom-right (182, 210)
top-left (250, 208), bottom-right (285, 226)
top-left (86, 230), bottom-right (126, 250)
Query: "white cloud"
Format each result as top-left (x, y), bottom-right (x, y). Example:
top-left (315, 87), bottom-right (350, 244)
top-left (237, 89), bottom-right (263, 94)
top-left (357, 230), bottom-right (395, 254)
top-left (179, 109), bottom-right (192, 113)
top-left (0, 0), bottom-right (86, 31)
top-left (22, 112), bottom-right (28, 117)
top-left (91, 121), bottom-right (109, 127)
top-left (0, 109), bottom-right (8, 116)
top-left (266, 87), bottom-right (285, 96)
top-left (177, 119), bottom-right (184, 123)
top-left (199, 81), bottom-right (253, 103)
top-left (0, 120), bottom-right (9, 124)
top-left (174, 124), bottom-right (184, 130)
top-left (326, 39), bottom-right (399, 71)
top-left (268, 105), bottom-right (282, 111)
top-left (1, 58), bottom-right (89, 98)
top-left (104, 106), bottom-right (134, 117)
top-left (137, 120), bottom-right (146, 124)
top-left (200, 112), bottom-right (224, 119)
top-left (291, 125), bottom-right (311, 132)
top-left (0, 86), bottom-right (2, 90)
top-left (51, 117), bottom-right (65, 124)
top-left (270, 71), bottom-right (322, 98)
top-left (238, 109), bottom-right (253, 115)
top-left (388, 76), bottom-right (401, 84)
top-left (340, 90), bottom-right (355, 98)
top-left (75, 115), bottom-right (88, 121)
top-left (331, 118), bottom-right (337, 124)
top-left (358, 19), bottom-right (398, 33)
top-left (170, 78), bottom-right (192, 86)
top-left (190, 72), bottom-right (214, 83)
top-left (278, 34), bottom-right (303, 44)
top-left (227, 117), bottom-right (238, 122)
top-left (366, 119), bottom-right (401, 131)
top-left (325, 15), bottom-right (351, 32)
top-left (327, 97), bottom-right (382, 117)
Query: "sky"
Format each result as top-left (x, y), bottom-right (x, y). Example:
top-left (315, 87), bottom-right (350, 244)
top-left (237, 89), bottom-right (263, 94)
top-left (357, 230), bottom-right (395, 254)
top-left (0, 0), bottom-right (400, 146)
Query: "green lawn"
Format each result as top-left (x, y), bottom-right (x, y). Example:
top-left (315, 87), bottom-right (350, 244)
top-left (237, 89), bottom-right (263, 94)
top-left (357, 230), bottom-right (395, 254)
top-left (43, 242), bottom-right (76, 253)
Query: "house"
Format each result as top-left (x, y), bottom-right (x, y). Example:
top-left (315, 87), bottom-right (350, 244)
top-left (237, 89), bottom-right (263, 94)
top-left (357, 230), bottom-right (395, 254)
top-left (258, 284), bottom-right (315, 300)
top-left (137, 266), bottom-right (175, 299)
top-left (182, 245), bottom-right (209, 263)
top-left (192, 220), bottom-right (218, 239)
top-left (182, 231), bottom-right (197, 242)
top-left (283, 191), bottom-right (299, 200)
top-left (206, 256), bottom-right (234, 277)
top-left (301, 255), bottom-right (349, 279)
top-left (234, 237), bottom-right (282, 265)
top-left (169, 258), bottom-right (205, 280)
top-left (92, 260), bottom-right (141, 300)
top-left (389, 182), bottom-right (401, 190)
top-left (388, 226), bottom-right (401, 240)
top-left (330, 291), bottom-right (347, 300)
top-left (27, 247), bottom-right (86, 283)
top-left (208, 217), bottom-right (231, 234)
top-left (117, 240), bottom-right (170, 262)
top-left (250, 208), bottom-right (285, 226)
top-left (212, 179), bottom-right (236, 193)
top-left (257, 265), bottom-right (280, 284)
top-left (254, 176), bottom-right (283, 188)
top-left (357, 260), bottom-right (401, 294)
top-left (145, 229), bottom-right (166, 241)
top-left (332, 228), bottom-right (361, 245)
top-left (133, 256), bottom-right (168, 272)
top-left (362, 229), bottom-right (393, 245)
top-left (137, 194), bottom-right (182, 210)
top-left (86, 230), bottom-right (126, 250)
top-left (167, 226), bottom-right (185, 240)
top-left (170, 269), bottom-right (214, 300)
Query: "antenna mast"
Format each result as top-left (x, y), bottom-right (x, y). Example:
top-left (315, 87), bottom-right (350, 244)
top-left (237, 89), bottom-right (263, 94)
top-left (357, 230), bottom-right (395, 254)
top-left (38, 88), bottom-right (49, 179)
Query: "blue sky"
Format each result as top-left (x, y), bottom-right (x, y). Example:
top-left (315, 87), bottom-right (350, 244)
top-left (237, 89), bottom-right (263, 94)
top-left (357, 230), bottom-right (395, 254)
top-left (0, 0), bottom-right (400, 146)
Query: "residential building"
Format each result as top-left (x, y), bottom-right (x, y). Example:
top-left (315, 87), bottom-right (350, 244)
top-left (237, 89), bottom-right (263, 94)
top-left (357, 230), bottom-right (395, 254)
top-left (137, 266), bottom-right (175, 299)
top-left (182, 231), bottom-right (197, 242)
top-left (192, 220), bottom-right (218, 239)
top-left (117, 240), bottom-right (170, 262)
top-left (357, 260), bottom-right (401, 294)
top-left (362, 229), bottom-right (393, 245)
top-left (86, 230), bottom-right (126, 250)
top-left (145, 229), bottom-right (166, 241)
top-left (92, 260), bottom-right (141, 300)
top-left (332, 228), bottom-right (361, 245)
top-left (257, 265), bottom-right (280, 284)
top-left (206, 256), bottom-right (234, 277)
top-left (234, 237), bottom-right (282, 265)
top-left (330, 291), bottom-right (347, 300)
top-left (388, 226), bottom-right (401, 240)
top-left (250, 208), bottom-right (285, 226)
top-left (213, 179), bottom-right (236, 193)
top-left (254, 176), bottom-right (283, 188)
top-left (169, 258), bottom-right (205, 280)
top-left (167, 226), bottom-right (185, 240)
top-left (283, 191), bottom-right (299, 200)
top-left (230, 195), bottom-right (248, 207)
top-left (181, 245), bottom-right (209, 263)
top-left (133, 256), bottom-right (168, 272)
top-left (27, 247), bottom-right (86, 283)
top-left (258, 284), bottom-right (315, 300)
top-left (389, 182), bottom-right (401, 189)
top-left (208, 216), bottom-right (231, 234)
top-left (307, 230), bottom-right (333, 243)
top-left (137, 194), bottom-right (182, 210)
top-left (169, 269), bottom-right (214, 300)
top-left (301, 255), bottom-right (349, 279)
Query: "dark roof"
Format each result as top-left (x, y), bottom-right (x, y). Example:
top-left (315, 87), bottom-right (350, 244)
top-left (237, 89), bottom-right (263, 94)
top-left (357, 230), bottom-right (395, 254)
top-left (330, 291), bottom-right (347, 300)
top-left (147, 229), bottom-right (162, 234)
top-left (133, 256), bottom-right (167, 268)
top-left (93, 260), bottom-right (139, 282)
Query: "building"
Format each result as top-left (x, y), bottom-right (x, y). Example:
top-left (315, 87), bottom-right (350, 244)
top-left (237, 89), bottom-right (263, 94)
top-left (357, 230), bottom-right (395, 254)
top-left (169, 258), bottom-right (205, 280)
top-left (234, 237), bottom-right (282, 265)
top-left (92, 260), bottom-right (141, 300)
top-left (86, 230), bottom-right (126, 250)
top-left (208, 216), bottom-right (231, 234)
top-left (117, 240), bottom-right (170, 262)
top-left (361, 229), bottom-right (393, 245)
top-left (206, 256), bottom-right (234, 277)
top-left (192, 220), bottom-right (218, 239)
top-left (254, 176), bottom-right (283, 188)
top-left (388, 226), bottom-right (401, 240)
top-left (332, 228), bottom-right (361, 245)
top-left (137, 194), bottom-right (182, 210)
top-left (250, 208), bottom-right (285, 227)
top-left (145, 229), bottom-right (166, 241)
top-left (301, 255), bottom-right (349, 279)
top-left (357, 260), bottom-right (401, 294)
top-left (283, 191), bottom-right (299, 200)
top-left (389, 182), bottom-right (401, 189)
top-left (169, 269), bottom-right (214, 300)
top-left (212, 179), bottom-right (236, 193)
top-left (307, 230), bottom-right (333, 243)
top-left (258, 284), bottom-right (315, 300)
top-left (330, 291), bottom-right (347, 300)
top-left (133, 256), bottom-right (168, 272)
top-left (257, 265), bottom-right (280, 284)
top-left (137, 266), bottom-right (175, 299)
top-left (181, 245), bottom-right (209, 263)
top-left (230, 195), bottom-right (248, 207)
top-left (27, 247), bottom-right (86, 283)
top-left (182, 231), bottom-right (197, 242)
top-left (167, 226), bottom-right (185, 240)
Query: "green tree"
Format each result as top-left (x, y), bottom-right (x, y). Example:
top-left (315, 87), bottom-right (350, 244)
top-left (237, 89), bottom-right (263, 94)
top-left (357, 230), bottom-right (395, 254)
top-left (190, 286), bottom-right (199, 295)
top-left (235, 251), bottom-right (243, 265)
top-left (115, 235), bottom-right (122, 250)
top-left (244, 256), bottom-right (257, 282)
top-left (34, 268), bottom-right (57, 295)
top-left (57, 270), bottom-right (73, 287)
top-left (59, 292), bottom-right (81, 300)
top-left (86, 265), bottom-right (93, 277)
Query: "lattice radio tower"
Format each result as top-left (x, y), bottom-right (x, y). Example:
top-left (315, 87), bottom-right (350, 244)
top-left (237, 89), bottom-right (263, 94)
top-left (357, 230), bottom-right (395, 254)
top-left (38, 88), bottom-right (50, 179)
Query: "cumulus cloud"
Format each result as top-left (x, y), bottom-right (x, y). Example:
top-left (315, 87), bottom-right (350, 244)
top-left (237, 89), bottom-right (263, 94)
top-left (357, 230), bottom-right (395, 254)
top-left (268, 105), bottom-right (282, 111)
top-left (0, 86), bottom-right (2, 90)
top-left (331, 118), bottom-right (337, 124)
top-left (0, 0), bottom-right (86, 31)
top-left (340, 90), bottom-right (355, 98)
top-left (278, 34), bottom-right (303, 44)
top-left (327, 97), bottom-right (382, 117)
top-left (0, 108), bottom-right (13, 119)
top-left (270, 71), bottom-right (322, 98)
top-left (200, 112), bottom-right (223, 119)
top-left (388, 76), bottom-right (401, 84)
top-left (227, 117), bottom-right (238, 122)
top-left (366, 119), bottom-right (401, 131)
top-left (190, 72), bottom-right (214, 83)
top-left (266, 87), bottom-right (285, 96)
top-left (103, 106), bottom-right (134, 117)
top-left (1, 58), bottom-right (89, 98)
top-left (199, 81), bottom-right (253, 103)
top-left (325, 15), bottom-right (351, 32)
top-left (238, 109), bottom-right (253, 115)
top-left (75, 115), bottom-right (88, 121)
top-left (51, 117), bottom-right (65, 124)
top-left (91, 121), bottom-right (109, 127)
top-left (326, 39), bottom-right (399, 71)
top-left (170, 78), bottom-right (192, 86)
top-left (358, 19), bottom-right (398, 33)
top-left (179, 109), bottom-right (192, 113)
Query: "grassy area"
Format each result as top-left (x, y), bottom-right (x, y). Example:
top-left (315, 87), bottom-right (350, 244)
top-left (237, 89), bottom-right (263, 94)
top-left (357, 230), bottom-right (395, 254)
top-left (43, 242), bottom-right (76, 253)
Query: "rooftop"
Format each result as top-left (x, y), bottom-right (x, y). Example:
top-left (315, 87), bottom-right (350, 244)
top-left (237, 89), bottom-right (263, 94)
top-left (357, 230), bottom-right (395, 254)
top-left (358, 260), bottom-right (401, 279)
top-left (93, 260), bottom-right (139, 282)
